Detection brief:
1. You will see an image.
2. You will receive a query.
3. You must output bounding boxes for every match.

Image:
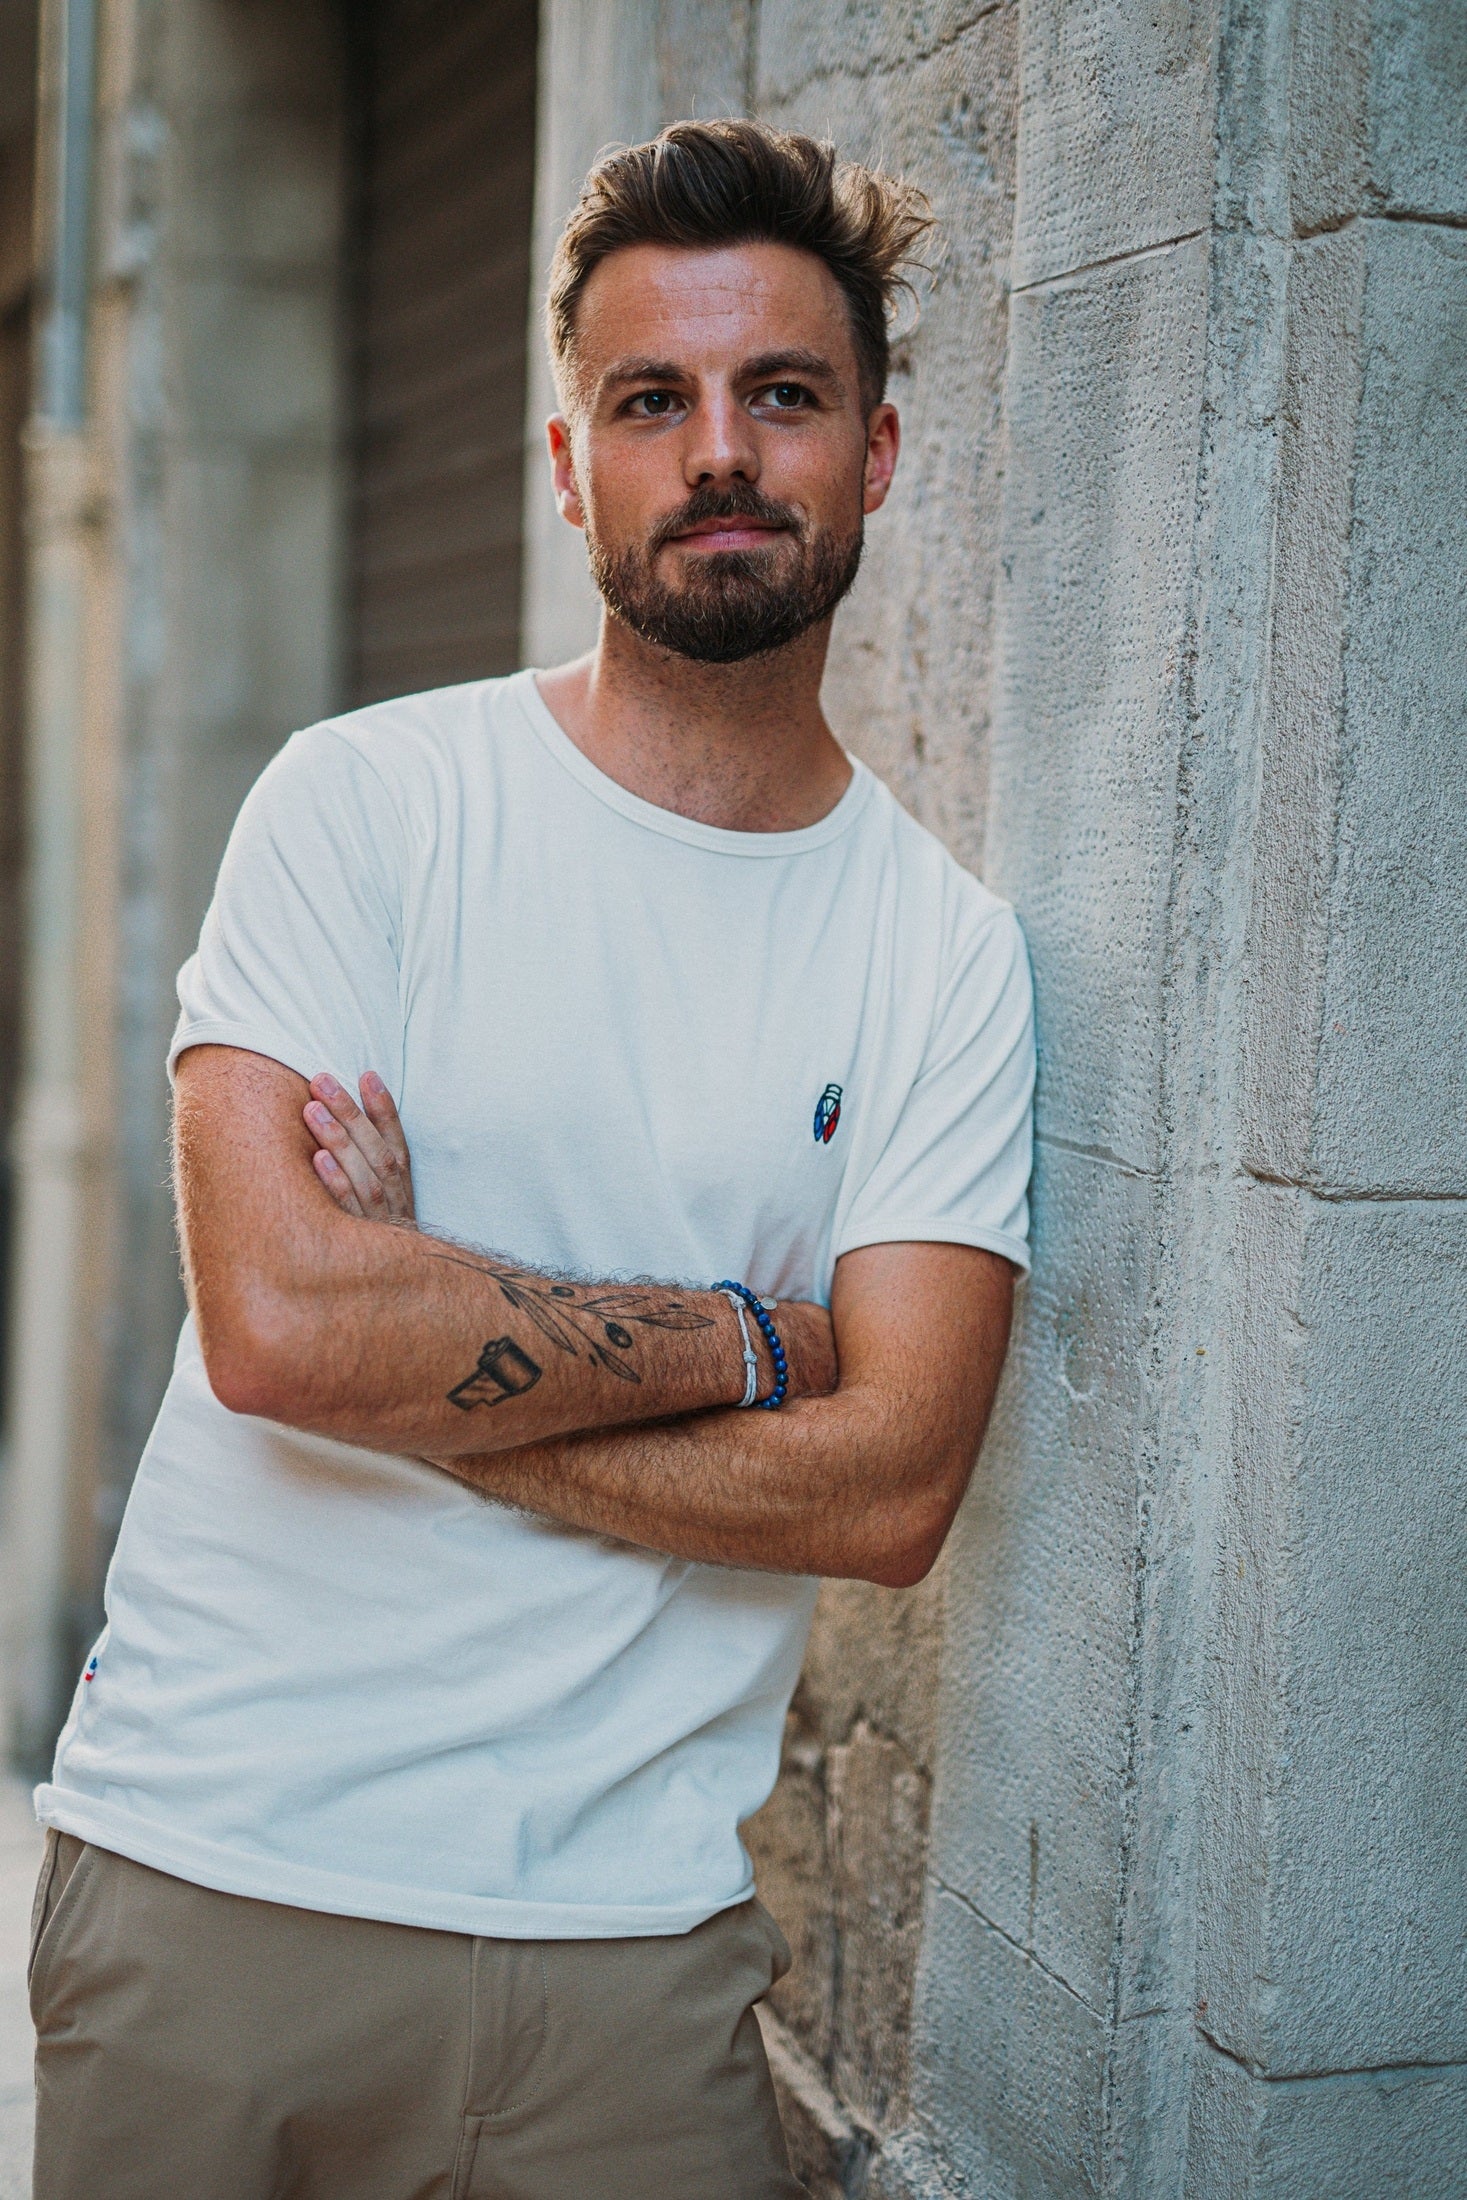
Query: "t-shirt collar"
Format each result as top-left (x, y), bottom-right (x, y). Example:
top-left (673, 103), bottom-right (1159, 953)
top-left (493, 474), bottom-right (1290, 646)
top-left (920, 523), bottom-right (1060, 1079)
top-left (505, 668), bottom-right (874, 857)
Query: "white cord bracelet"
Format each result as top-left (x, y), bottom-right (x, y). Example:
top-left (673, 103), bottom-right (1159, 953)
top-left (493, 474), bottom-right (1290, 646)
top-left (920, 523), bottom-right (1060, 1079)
top-left (724, 1289), bottom-right (760, 1408)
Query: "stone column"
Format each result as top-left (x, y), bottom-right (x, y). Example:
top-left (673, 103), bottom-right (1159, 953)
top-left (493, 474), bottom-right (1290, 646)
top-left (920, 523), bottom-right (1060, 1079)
top-left (911, 3), bottom-right (1467, 2193)
top-left (2, 0), bottom-right (116, 1769)
top-left (2, 422), bottom-right (113, 1768)
top-left (4, 0), bottom-right (350, 1759)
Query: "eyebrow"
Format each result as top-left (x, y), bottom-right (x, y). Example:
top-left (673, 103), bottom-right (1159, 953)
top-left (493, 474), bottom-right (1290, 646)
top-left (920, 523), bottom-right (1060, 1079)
top-left (600, 357), bottom-right (691, 392)
top-left (738, 349), bottom-right (841, 388)
top-left (598, 348), bottom-right (843, 394)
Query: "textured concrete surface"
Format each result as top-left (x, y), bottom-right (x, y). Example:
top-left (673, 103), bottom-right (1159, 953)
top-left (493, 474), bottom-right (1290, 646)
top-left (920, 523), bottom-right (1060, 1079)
top-left (105, 0), bottom-right (349, 1545)
top-left (0, 1778), bottom-right (40, 2200)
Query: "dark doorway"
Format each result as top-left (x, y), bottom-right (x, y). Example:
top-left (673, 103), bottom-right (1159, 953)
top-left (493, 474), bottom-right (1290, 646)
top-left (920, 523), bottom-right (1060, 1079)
top-left (349, 0), bottom-right (538, 705)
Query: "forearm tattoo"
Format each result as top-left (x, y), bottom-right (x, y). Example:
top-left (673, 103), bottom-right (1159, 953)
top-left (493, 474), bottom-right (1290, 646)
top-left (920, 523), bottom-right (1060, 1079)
top-left (434, 1249), bottom-right (715, 1411)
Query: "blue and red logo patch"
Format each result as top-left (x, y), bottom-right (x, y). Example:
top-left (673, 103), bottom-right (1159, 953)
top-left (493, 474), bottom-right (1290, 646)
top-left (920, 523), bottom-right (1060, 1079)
top-left (82, 1655), bottom-right (98, 1684)
top-left (813, 1083), bottom-right (843, 1144)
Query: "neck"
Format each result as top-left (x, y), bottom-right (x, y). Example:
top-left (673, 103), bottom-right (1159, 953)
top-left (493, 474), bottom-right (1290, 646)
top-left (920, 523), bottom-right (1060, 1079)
top-left (535, 610), bottom-right (853, 832)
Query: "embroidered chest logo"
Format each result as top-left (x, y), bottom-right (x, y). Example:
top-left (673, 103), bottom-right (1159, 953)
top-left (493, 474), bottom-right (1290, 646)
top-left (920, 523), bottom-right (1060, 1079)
top-left (813, 1084), bottom-right (844, 1145)
top-left (82, 1655), bottom-right (99, 1684)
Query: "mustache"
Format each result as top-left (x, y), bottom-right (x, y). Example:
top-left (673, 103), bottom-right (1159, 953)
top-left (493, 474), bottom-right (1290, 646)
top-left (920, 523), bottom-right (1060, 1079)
top-left (649, 483), bottom-right (803, 554)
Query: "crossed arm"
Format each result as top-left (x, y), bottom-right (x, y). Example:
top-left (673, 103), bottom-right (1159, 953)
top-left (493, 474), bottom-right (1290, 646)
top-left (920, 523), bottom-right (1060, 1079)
top-left (175, 1045), bottom-right (1015, 1586)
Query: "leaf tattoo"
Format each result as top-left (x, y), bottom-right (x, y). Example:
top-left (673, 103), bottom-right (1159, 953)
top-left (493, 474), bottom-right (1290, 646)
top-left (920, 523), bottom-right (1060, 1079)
top-left (429, 1252), bottom-right (715, 1387)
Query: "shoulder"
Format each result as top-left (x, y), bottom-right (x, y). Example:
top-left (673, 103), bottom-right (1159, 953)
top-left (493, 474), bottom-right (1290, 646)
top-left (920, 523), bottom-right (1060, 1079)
top-left (860, 773), bottom-right (1027, 979)
top-left (299, 673), bottom-right (524, 795)
top-left (240, 674), bottom-right (530, 863)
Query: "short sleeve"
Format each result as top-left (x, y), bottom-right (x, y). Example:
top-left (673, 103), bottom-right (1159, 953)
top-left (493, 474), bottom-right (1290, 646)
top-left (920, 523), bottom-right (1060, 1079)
top-left (170, 724), bottom-right (407, 1095)
top-left (835, 904), bottom-right (1035, 1273)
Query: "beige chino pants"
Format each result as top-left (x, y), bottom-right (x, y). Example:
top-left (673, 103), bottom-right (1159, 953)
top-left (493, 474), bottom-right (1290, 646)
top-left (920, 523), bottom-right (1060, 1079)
top-left (30, 1834), bottom-right (808, 2200)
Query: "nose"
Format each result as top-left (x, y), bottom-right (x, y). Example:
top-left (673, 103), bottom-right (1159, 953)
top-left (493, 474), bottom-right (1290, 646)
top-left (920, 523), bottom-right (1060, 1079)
top-left (682, 383), bottom-right (760, 489)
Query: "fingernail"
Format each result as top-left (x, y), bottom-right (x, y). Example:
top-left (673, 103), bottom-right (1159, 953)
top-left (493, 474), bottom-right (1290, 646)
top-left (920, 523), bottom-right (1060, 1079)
top-left (316, 1074), bottom-right (341, 1097)
top-left (306, 1102), bottom-right (329, 1127)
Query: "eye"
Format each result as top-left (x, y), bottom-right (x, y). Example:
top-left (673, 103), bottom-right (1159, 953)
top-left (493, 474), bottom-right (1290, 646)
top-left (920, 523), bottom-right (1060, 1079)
top-left (759, 382), bottom-right (814, 411)
top-left (626, 389), bottom-right (682, 419)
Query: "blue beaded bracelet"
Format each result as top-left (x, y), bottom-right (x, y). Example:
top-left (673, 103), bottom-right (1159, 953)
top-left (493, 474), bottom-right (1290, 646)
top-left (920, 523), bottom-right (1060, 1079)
top-left (713, 1280), bottom-right (789, 1410)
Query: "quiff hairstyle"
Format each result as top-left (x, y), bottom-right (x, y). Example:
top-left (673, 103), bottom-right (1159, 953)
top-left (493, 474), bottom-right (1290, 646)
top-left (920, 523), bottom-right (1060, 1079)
top-left (547, 119), bottom-right (935, 412)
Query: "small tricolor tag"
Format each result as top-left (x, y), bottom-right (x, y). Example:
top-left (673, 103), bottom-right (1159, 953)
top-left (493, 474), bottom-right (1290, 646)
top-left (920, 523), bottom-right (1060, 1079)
top-left (813, 1084), bottom-right (843, 1144)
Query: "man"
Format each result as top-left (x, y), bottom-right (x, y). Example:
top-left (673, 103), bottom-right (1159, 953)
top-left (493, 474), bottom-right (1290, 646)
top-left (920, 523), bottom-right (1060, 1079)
top-left (29, 120), bottom-right (1033, 2197)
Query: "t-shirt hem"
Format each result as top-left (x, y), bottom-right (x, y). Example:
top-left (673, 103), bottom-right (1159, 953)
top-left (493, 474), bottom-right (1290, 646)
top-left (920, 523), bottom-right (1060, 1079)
top-left (33, 1788), bottom-right (753, 1941)
top-left (168, 1017), bottom-right (333, 1089)
top-left (832, 1220), bottom-right (1031, 1276)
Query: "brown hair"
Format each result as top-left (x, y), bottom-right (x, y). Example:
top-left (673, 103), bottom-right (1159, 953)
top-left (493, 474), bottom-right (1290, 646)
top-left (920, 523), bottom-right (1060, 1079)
top-left (547, 119), bottom-right (935, 410)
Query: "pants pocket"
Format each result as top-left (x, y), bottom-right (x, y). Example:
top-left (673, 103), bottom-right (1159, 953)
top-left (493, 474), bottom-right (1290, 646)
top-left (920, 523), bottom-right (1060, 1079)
top-left (28, 1832), bottom-right (61, 1985)
top-left (751, 1898), bottom-right (793, 1988)
top-left (28, 1836), bottom-right (97, 2023)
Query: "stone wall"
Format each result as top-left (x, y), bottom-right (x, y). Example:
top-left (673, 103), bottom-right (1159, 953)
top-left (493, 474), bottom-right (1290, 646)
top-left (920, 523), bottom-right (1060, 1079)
top-left (924, 3), bottom-right (1467, 2194)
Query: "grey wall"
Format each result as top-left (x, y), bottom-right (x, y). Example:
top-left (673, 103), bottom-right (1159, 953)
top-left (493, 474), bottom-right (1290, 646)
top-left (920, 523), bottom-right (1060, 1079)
top-left (95, 0), bottom-right (348, 1535)
top-left (933, 2), bottom-right (1467, 2194)
top-left (524, 4), bottom-right (1467, 2195)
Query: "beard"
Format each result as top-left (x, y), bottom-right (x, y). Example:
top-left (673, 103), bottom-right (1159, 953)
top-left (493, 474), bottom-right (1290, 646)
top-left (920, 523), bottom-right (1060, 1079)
top-left (587, 482), bottom-right (864, 665)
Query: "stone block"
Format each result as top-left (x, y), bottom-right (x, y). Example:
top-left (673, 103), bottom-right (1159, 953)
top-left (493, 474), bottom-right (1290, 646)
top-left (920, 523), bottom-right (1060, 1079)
top-left (911, 1887), bottom-right (1106, 2199)
top-left (655, 0), bottom-right (756, 116)
top-left (758, 0), bottom-right (1008, 116)
top-left (1288, 0), bottom-right (1369, 232)
top-left (760, 2007), bottom-right (872, 2200)
top-left (827, 1722), bottom-right (930, 2129)
top-left (929, 1140), bottom-right (1153, 2011)
top-left (1011, 0), bottom-right (1216, 291)
top-left (987, 235), bottom-right (1208, 1171)
top-left (1240, 226), bottom-right (1366, 1184)
top-left (1188, 2038), bottom-right (1467, 2200)
top-left (798, 1573), bottom-right (944, 1774)
top-left (1309, 222), bottom-right (1467, 1194)
top-left (1368, 0), bottom-right (1467, 220)
top-left (745, 1705), bottom-right (838, 2068)
top-left (1200, 1194), bottom-right (1467, 2074)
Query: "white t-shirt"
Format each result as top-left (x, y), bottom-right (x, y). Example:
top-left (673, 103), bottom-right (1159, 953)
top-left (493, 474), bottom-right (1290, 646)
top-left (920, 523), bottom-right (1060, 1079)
top-left (39, 671), bottom-right (1033, 1938)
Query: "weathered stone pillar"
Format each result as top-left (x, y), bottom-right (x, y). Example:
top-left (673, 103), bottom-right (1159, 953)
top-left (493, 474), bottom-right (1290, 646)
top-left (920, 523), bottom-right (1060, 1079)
top-left (2, 0), bottom-right (116, 1769)
top-left (4, 0), bottom-right (350, 1757)
top-left (913, 3), bottom-right (1467, 2192)
top-left (3, 422), bottom-right (113, 1768)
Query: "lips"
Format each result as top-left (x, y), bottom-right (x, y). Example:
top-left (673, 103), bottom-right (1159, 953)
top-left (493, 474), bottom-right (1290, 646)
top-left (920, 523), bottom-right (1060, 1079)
top-left (670, 520), bottom-right (789, 549)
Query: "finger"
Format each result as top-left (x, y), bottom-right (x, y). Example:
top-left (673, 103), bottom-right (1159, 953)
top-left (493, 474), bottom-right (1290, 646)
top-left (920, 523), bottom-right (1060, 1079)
top-left (304, 1099), bottom-right (392, 1218)
top-left (358, 1073), bottom-right (411, 1176)
top-left (312, 1145), bottom-right (366, 1220)
top-left (309, 1072), bottom-right (397, 1173)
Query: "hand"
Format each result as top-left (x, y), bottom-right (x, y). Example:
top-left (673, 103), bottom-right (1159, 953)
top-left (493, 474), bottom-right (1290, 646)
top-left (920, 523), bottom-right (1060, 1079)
top-left (303, 1072), bottom-right (417, 1224)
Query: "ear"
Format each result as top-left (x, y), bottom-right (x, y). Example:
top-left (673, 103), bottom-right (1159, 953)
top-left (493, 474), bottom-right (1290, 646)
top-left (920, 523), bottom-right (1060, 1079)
top-left (547, 415), bottom-right (586, 530)
top-left (862, 402), bottom-right (900, 516)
